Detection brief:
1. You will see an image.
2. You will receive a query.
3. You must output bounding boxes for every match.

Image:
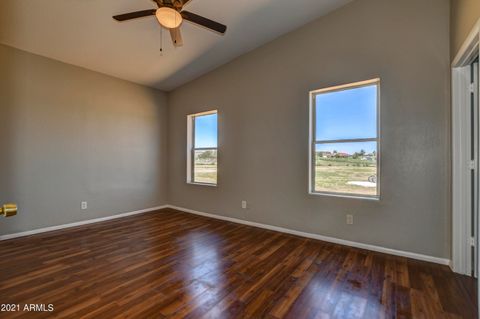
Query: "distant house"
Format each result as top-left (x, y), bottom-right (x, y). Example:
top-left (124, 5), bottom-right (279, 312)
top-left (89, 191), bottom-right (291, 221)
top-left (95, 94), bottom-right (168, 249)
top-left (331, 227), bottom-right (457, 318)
top-left (361, 153), bottom-right (376, 161)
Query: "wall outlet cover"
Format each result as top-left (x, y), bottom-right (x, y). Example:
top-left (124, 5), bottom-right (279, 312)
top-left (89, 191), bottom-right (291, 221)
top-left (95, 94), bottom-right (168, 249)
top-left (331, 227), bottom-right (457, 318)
top-left (346, 214), bottom-right (354, 225)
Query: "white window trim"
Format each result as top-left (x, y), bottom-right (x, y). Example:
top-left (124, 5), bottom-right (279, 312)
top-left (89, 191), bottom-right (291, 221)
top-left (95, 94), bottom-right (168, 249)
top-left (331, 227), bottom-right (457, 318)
top-left (186, 110), bottom-right (218, 186)
top-left (308, 78), bottom-right (381, 200)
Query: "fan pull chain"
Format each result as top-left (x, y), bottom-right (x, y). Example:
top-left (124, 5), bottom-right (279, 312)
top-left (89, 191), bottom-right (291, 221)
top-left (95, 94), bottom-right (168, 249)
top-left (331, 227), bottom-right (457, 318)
top-left (172, 10), bottom-right (177, 47)
top-left (159, 27), bottom-right (164, 55)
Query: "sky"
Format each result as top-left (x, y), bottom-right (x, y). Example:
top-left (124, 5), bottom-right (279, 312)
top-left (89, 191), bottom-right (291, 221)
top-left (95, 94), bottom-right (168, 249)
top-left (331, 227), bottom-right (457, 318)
top-left (195, 113), bottom-right (217, 148)
top-left (315, 84), bottom-right (377, 154)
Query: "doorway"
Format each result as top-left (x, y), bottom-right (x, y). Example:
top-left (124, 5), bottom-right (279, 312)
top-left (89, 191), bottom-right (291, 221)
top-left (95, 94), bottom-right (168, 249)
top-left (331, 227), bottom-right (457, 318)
top-left (451, 20), bottom-right (480, 319)
top-left (471, 58), bottom-right (479, 278)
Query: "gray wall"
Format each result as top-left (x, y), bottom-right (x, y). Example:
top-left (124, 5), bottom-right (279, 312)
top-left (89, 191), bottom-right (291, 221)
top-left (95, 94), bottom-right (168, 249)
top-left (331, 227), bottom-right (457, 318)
top-left (451, 0), bottom-right (480, 58)
top-left (167, 0), bottom-right (451, 258)
top-left (0, 44), bottom-right (168, 235)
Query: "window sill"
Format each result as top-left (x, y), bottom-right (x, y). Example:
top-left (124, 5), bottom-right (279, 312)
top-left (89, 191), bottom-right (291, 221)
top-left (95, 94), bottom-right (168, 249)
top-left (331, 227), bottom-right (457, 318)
top-left (187, 182), bottom-right (217, 187)
top-left (309, 191), bottom-right (380, 201)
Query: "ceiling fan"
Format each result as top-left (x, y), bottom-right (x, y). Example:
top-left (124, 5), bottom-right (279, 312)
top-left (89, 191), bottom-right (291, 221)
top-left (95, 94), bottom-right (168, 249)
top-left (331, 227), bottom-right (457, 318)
top-left (113, 0), bottom-right (227, 47)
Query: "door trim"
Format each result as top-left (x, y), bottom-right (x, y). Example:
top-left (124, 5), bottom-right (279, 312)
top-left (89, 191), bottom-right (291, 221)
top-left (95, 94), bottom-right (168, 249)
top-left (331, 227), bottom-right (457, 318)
top-left (452, 19), bottom-right (480, 276)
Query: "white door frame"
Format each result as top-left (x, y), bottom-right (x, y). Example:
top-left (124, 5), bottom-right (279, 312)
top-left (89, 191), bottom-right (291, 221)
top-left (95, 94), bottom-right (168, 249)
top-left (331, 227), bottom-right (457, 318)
top-left (452, 19), bottom-right (480, 276)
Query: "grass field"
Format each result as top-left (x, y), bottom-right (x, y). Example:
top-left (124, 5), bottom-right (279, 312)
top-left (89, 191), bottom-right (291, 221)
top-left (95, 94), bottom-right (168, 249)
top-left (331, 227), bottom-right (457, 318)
top-left (194, 164), bottom-right (217, 184)
top-left (315, 157), bottom-right (377, 195)
top-left (194, 149), bottom-right (217, 184)
top-left (193, 157), bottom-right (377, 195)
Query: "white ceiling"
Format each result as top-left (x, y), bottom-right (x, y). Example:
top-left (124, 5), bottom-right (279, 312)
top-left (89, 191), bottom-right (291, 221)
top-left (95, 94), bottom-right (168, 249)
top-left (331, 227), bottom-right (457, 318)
top-left (0, 0), bottom-right (351, 91)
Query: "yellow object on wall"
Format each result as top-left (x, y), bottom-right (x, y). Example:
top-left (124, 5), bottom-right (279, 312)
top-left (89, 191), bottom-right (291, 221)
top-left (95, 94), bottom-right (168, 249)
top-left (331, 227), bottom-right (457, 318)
top-left (1, 203), bottom-right (17, 217)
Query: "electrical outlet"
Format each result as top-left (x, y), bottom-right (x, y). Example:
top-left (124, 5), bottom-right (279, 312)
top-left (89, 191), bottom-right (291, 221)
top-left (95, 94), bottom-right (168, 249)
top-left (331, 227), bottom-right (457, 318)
top-left (346, 214), bottom-right (354, 225)
top-left (241, 201), bottom-right (247, 209)
top-left (81, 202), bottom-right (87, 210)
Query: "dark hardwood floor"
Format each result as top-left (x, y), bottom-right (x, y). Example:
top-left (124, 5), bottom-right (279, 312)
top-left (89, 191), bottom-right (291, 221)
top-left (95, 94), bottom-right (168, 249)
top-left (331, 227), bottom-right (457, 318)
top-left (0, 208), bottom-right (477, 318)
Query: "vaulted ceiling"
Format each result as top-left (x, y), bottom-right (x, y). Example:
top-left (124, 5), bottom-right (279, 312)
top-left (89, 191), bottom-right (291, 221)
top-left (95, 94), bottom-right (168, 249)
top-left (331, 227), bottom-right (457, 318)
top-left (0, 0), bottom-right (352, 91)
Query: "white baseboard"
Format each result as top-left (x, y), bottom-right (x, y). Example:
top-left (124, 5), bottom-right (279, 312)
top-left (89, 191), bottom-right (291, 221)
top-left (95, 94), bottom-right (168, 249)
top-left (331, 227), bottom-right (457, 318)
top-left (167, 205), bottom-right (451, 266)
top-left (0, 205), bottom-right (168, 241)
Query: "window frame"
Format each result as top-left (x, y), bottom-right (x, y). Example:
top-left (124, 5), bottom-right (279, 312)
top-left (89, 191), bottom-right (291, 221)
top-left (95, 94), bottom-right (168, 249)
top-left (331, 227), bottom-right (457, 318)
top-left (187, 110), bottom-right (218, 186)
top-left (308, 79), bottom-right (381, 200)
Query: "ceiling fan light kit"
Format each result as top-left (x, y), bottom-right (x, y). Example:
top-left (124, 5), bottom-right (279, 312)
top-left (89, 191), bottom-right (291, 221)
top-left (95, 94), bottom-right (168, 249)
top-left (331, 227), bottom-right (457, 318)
top-left (112, 0), bottom-right (227, 49)
top-left (156, 7), bottom-right (183, 29)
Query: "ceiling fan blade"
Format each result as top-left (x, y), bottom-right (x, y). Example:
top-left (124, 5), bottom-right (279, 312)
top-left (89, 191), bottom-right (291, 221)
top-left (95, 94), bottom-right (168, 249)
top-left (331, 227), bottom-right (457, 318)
top-left (170, 28), bottom-right (183, 47)
top-left (181, 11), bottom-right (227, 34)
top-left (113, 9), bottom-right (156, 21)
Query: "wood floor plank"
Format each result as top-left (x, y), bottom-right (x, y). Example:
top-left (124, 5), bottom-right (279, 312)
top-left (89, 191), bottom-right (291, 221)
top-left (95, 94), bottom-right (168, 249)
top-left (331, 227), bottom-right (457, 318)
top-left (0, 208), bottom-right (476, 318)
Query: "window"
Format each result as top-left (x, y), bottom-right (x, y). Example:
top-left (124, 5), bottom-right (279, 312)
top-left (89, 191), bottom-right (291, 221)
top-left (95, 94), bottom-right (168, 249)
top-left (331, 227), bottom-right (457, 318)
top-left (187, 110), bottom-right (218, 185)
top-left (309, 79), bottom-right (380, 199)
